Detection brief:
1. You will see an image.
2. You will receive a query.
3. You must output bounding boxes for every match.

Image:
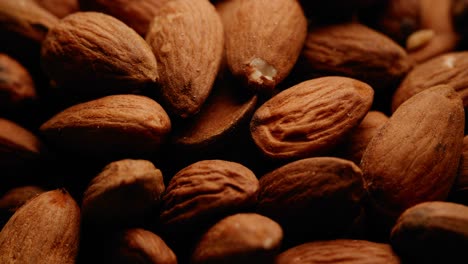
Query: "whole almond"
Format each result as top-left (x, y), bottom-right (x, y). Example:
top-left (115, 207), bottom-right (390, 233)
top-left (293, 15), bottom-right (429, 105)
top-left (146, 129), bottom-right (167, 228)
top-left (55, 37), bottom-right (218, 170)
top-left (34, 0), bottom-right (79, 18)
top-left (302, 23), bottom-right (411, 90)
top-left (146, 0), bottom-right (224, 118)
top-left (257, 157), bottom-right (365, 243)
top-left (82, 159), bottom-right (165, 228)
top-left (41, 12), bottom-right (158, 96)
top-left (220, 0), bottom-right (307, 92)
top-left (391, 201), bottom-right (468, 263)
top-left (0, 53), bottom-right (37, 111)
top-left (392, 51), bottom-right (468, 112)
top-left (161, 160), bottom-right (258, 233)
top-left (79, 0), bottom-right (170, 35)
top-left (0, 0), bottom-right (58, 43)
top-left (106, 228), bottom-right (177, 264)
top-left (250, 76), bottom-right (374, 160)
top-left (40, 94), bottom-right (171, 159)
top-left (192, 213), bottom-right (283, 264)
top-left (0, 189), bottom-right (80, 264)
top-left (275, 239), bottom-right (400, 264)
top-left (361, 85), bottom-right (464, 222)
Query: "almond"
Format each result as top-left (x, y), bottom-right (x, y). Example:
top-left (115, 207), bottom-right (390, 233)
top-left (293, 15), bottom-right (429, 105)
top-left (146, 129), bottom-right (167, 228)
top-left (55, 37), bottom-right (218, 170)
top-left (146, 0), bottom-right (224, 118)
top-left (391, 201), bottom-right (468, 263)
top-left (40, 94), bottom-right (171, 159)
top-left (220, 0), bottom-right (307, 92)
top-left (0, 189), bottom-right (80, 264)
top-left (192, 213), bottom-right (283, 264)
top-left (302, 22), bottom-right (411, 90)
top-left (82, 159), bottom-right (165, 229)
top-left (250, 76), bottom-right (374, 160)
top-left (41, 12), bottom-right (158, 96)
top-left (79, 0), bottom-right (170, 35)
top-left (275, 239), bottom-right (401, 264)
top-left (361, 85), bottom-right (464, 222)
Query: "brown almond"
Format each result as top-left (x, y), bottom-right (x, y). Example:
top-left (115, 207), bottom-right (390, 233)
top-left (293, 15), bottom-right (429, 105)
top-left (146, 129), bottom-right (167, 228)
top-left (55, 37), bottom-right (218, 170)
top-left (391, 201), bottom-right (468, 263)
top-left (257, 157), bottom-right (365, 243)
top-left (275, 239), bottom-right (400, 264)
top-left (39, 94), bottom-right (171, 159)
top-left (392, 51), bottom-right (468, 112)
top-left (340, 111), bottom-right (389, 165)
top-left (0, 189), bottom-right (80, 264)
top-left (79, 0), bottom-right (170, 36)
top-left (34, 0), bottom-right (79, 18)
top-left (106, 228), bottom-right (177, 264)
top-left (0, 53), bottom-right (37, 111)
top-left (146, 0), bottom-right (224, 118)
top-left (82, 159), bottom-right (165, 228)
top-left (0, 0), bottom-right (58, 43)
top-left (220, 0), bottom-right (307, 92)
top-left (192, 213), bottom-right (283, 264)
top-left (361, 85), bottom-right (465, 222)
top-left (41, 12), bottom-right (158, 96)
top-left (302, 22), bottom-right (411, 89)
top-left (250, 76), bottom-right (374, 160)
top-left (161, 160), bottom-right (258, 233)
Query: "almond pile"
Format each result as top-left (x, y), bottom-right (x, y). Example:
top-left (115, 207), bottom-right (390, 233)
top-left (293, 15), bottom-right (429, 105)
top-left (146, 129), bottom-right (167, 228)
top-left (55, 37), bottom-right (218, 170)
top-left (1, 0), bottom-right (468, 263)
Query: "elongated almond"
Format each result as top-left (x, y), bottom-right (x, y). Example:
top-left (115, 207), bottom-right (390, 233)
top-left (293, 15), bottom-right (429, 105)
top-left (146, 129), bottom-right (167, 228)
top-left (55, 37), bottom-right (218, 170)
top-left (146, 0), bottom-right (224, 118)
top-left (0, 189), bottom-right (80, 264)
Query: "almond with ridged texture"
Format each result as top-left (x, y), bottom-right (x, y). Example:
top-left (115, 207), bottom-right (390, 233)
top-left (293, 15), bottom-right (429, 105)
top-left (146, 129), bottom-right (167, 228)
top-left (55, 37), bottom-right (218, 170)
top-left (40, 94), bottom-right (171, 159)
top-left (0, 189), bottom-right (80, 264)
top-left (361, 85), bottom-right (464, 223)
top-left (146, 0), bottom-right (223, 118)
top-left (161, 160), bottom-right (258, 234)
top-left (82, 159), bottom-right (165, 228)
top-left (79, 0), bottom-right (171, 35)
top-left (41, 12), bottom-right (158, 96)
top-left (302, 23), bottom-right (411, 89)
top-left (0, 0), bottom-right (58, 43)
top-left (106, 228), bottom-right (177, 264)
top-left (250, 76), bottom-right (374, 160)
top-left (192, 213), bottom-right (283, 264)
top-left (391, 201), bottom-right (468, 263)
top-left (34, 0), bottom-right (79, 18)
top-left (0, 53), bottom-right (37, 112)
top-left (220, 0), bottom-right (307, 93)
top-left (257, 157), bottom-right (365, 243)
top-left (392, 52), bottom-right (468, 112)
top-left (275, 239), bottom-right (400, 264)
top-left (340, 111), bottom-right (389, 165)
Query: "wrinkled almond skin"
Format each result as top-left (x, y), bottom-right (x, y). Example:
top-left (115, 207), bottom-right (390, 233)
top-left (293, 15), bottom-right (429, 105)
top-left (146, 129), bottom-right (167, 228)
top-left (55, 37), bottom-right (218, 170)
top-left (0, 53), bottom-right (37, 111)
top-left (303, 23), bottom-right (411, 89)
top-left (220, 0), bottom-right (307, 92)
top-left (161, 160), bottom-right (258, 233)
top-left (340, 111), bottom-right (389, 165)
top-left (250, 76), bottom-right (374, 160)
top-left (80, 0), bottom-right (170, 36)
top-left (361, 85), bottom-right (465, 222)
top-left (41, 12), bottom-right (158, 96)
top-left (107, 228), bottom-right (177, 264)
top-left (0, 189), bottom-right (80, 264)
top-left (392, 52), bottom-right (468, 112)
top-left (275, 239), bottom-right (401, 264)
top-left (146, 0), bottom-right (223, 118)
top-left (82, 159), bottom-right (165, 228)
top-left (0, 185), bottom-right (45, 227)
top-left (34, 0), bottom-right (79, 18)
top-left (40, 94), bottom-right (171, 159)
top-left (391, 201), bottom-right (468, 263)
top-left (192, 213), bottom-right (283, 264)
top-left (0, 0), bottom-right (59, 43)
top-left (257, 157), bottom-right (365, 243)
